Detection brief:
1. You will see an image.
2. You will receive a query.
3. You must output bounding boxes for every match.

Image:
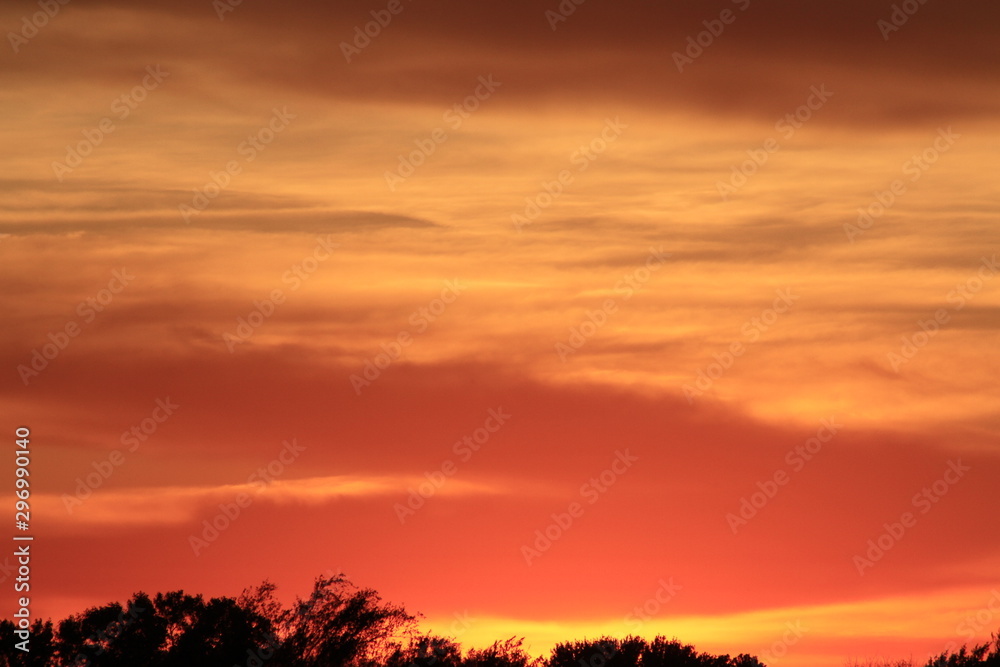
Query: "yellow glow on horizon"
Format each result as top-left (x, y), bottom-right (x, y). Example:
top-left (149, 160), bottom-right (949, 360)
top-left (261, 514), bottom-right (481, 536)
top-left (424, 585), bottom-right (1000, 666)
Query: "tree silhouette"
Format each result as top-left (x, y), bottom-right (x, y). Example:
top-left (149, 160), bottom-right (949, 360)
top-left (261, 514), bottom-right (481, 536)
top-left (49, 593), bottom-right (165, 666)
top-left (0, 619), bottom-right (54, 667)
top-left (268, 574), bottom-right (415, 667)
top-left (385, 634), bottom-right (464, 667)
top-left (161, 595), bottom-right (273, 666)
top-left (926, 634), bottom-right (1000, 666)
top-left (4, 574), bottom-right (998, 667)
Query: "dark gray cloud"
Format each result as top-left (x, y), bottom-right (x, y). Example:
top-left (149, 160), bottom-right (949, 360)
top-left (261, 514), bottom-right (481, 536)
top-left (3, 0), bottom-right (998, 125)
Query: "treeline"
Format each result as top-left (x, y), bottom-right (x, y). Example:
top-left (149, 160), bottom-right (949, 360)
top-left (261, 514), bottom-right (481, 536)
top-left (0, 575), bottom-right (997, 667)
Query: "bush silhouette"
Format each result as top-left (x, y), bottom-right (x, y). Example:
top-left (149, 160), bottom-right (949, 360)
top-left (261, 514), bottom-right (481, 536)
top-left (548, 636), bottom-right (764, 667)
top-left (462, 637), bottom-right (533, 667)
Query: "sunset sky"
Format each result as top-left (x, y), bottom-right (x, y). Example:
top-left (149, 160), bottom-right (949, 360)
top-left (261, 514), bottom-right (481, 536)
top-left (2, 1), bottom-right (999, 665)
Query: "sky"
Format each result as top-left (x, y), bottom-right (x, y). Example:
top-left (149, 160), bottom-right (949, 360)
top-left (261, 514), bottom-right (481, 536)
top-left (2, 0), bottom-right (999, 665)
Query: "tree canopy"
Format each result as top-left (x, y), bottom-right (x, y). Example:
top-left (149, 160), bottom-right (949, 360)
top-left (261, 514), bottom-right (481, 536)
top-left (1, 575), bottom-right (998, 667)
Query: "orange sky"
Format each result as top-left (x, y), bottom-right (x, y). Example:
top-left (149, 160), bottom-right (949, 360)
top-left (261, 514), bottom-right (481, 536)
top-left (2, 1), bottom-right (999, 666)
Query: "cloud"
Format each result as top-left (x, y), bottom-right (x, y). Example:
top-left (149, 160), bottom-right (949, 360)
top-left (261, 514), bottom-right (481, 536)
top-left (0, 176), bottom-right (438, 235)
top-left (44, 472), bottom-right (511, 530)
top-left (3, 1), bottom-right (999, 126)
top-left (4, 5), bottom-right (999, 665)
